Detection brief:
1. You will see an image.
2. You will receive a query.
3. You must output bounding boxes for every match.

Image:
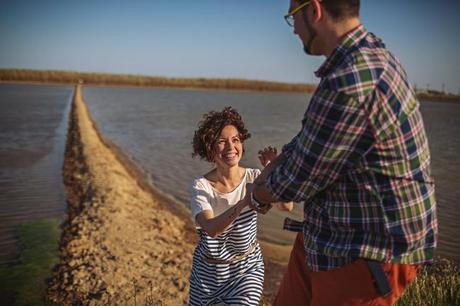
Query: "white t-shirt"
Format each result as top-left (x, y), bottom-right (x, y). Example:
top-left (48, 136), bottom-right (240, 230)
top-left (190, 168), bottom-right (261, 223)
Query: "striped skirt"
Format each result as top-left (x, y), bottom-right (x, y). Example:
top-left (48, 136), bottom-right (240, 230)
top-left (188, 246), bottom-right (264, 306)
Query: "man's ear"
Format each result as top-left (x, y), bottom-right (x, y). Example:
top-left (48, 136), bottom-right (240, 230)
top-left (311, 0), bottom-right (323, 22)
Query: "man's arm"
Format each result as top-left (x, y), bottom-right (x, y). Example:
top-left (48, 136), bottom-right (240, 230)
top-left (255, 91), bottom-right (375, 205)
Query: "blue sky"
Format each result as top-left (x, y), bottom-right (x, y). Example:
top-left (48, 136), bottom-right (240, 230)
top-left (1, 0), bottom-right (459, 93)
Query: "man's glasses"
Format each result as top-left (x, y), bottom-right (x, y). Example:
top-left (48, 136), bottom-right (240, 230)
top-left (284, 1), bottom-right (311, 27)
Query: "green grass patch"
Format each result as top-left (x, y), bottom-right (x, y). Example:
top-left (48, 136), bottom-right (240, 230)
top-left (396, 258), bottom-right (460, 306)
top-left (0, 218), bottom-right (60, 306)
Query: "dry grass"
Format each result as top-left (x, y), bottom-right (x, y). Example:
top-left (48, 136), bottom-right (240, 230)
top-left (0, 69), bottom-right (316, 93)
top-left (396, 258), bottom-right (460, 306)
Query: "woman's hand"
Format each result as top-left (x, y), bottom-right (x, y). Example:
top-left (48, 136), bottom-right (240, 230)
top-left (274, 202), bottom-right (294, 212)
top-left (247, 183), bottom-right (273, 215)
top-left (258, 146), bottom-right (278, 167)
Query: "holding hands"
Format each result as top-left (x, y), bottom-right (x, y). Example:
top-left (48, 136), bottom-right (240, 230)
top-left (246, 183), bottom-right (272, 214)
top-left (249, 146), bottom-right (278, 214)
top-left (251, 146), bottom-right (293, 213)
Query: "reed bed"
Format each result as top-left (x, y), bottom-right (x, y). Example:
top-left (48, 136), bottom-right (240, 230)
top-left (3, 68), bottom-right (459, 101)
top-left (0, 69), bottom-right (316, 93)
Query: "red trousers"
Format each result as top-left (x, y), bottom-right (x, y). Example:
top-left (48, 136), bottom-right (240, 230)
top-left (274, 233), bottom-right (419, 306)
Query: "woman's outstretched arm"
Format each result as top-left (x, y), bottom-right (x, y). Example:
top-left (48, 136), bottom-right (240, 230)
top-left (195, 187), bottom-right (251, 237)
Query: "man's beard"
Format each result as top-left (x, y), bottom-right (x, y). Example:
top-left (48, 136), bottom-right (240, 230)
top-left (302, 11), bottom-right (317, 55)
top-left (303, 44), bottom-right (313, 55)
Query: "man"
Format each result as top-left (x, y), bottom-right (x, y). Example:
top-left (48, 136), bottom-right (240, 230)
top-left (250, 0), bottom-right (438, 305)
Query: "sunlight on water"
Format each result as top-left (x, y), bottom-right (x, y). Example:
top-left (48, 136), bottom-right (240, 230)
top-left (83, 86), bottom-right (460, 262)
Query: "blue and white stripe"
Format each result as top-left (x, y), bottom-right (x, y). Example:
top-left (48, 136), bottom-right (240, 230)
top-left (189, 208), bottom-right (264, 306)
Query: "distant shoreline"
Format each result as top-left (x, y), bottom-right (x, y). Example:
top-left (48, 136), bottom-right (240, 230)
top-left (2, 68), bottom-right (459, 103)
top-left (0, 68), bottom-right (315, 94)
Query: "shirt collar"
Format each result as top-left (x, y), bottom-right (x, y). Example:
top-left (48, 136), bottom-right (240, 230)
top-left (315, 24), bottom-right (368, 78)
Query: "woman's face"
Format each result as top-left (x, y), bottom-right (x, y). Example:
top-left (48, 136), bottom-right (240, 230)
top-left (213, 125), bottom-right (243, 168)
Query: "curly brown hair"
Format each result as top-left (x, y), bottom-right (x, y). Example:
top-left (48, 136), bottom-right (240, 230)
top-left (192, 106), bottom-right (251, 162)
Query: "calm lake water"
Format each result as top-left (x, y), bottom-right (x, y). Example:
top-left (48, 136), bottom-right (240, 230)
top-left (0, 84), bottom-right (458, 265)
top-left (0, 84), bottom-right (72, 264)
top-left (83, 86), bottom-right (460, 263)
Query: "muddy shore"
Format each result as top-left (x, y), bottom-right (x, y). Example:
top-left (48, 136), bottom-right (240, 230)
top-left (46, 85), bottom-right (289, 305)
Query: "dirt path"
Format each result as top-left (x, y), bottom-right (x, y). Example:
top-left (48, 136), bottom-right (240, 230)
top-left (46, 85), bottom-right (195, 305)
top-left (46, 85), bottom-right (289, 305)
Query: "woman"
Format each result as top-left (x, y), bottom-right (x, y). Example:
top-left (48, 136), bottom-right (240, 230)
top-left (188, 106), bottom-right (291, 305)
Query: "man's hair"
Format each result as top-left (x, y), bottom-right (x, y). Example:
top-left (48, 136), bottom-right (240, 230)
top-left (192, 106), bottom-right (250, 162)
top-left (300, 0), bottom-right (360, 21)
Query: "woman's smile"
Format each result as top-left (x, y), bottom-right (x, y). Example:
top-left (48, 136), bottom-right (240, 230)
top-left (214, 125), bottom-right (243, 167)
top-left (223, 152), bottom-right (238, 160)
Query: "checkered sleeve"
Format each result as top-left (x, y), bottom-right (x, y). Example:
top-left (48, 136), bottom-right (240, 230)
top-left (281, 132), bottom-right (300, 158)
top-left (267, 88), bottom-right (375, 202)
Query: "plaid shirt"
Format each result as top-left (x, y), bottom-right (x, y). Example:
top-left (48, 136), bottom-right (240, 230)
top-left (267, 25), bottom-right (437, 271)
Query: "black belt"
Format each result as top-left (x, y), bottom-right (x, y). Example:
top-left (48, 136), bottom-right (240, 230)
top-left (365, 260), bottom-right (392, 298)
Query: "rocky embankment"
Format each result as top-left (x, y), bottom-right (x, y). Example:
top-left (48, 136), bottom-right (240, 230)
top-left (46, 85), bottom-right (196, 305)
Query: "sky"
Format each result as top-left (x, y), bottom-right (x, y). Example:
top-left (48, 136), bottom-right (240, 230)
top-left (1, 0), bottom-right (459, 94)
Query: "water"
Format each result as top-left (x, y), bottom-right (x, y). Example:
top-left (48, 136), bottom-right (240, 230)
top-left (83, 86), bottom-right (460, 263)
top-left (419, 102), bottom-right (460, 263)
top-left (0, 83), bottom-right (72, 264)
top-left (1, 84), bottom-right (456, 264)
top-left (84, 86), bottom-right (306, 245)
